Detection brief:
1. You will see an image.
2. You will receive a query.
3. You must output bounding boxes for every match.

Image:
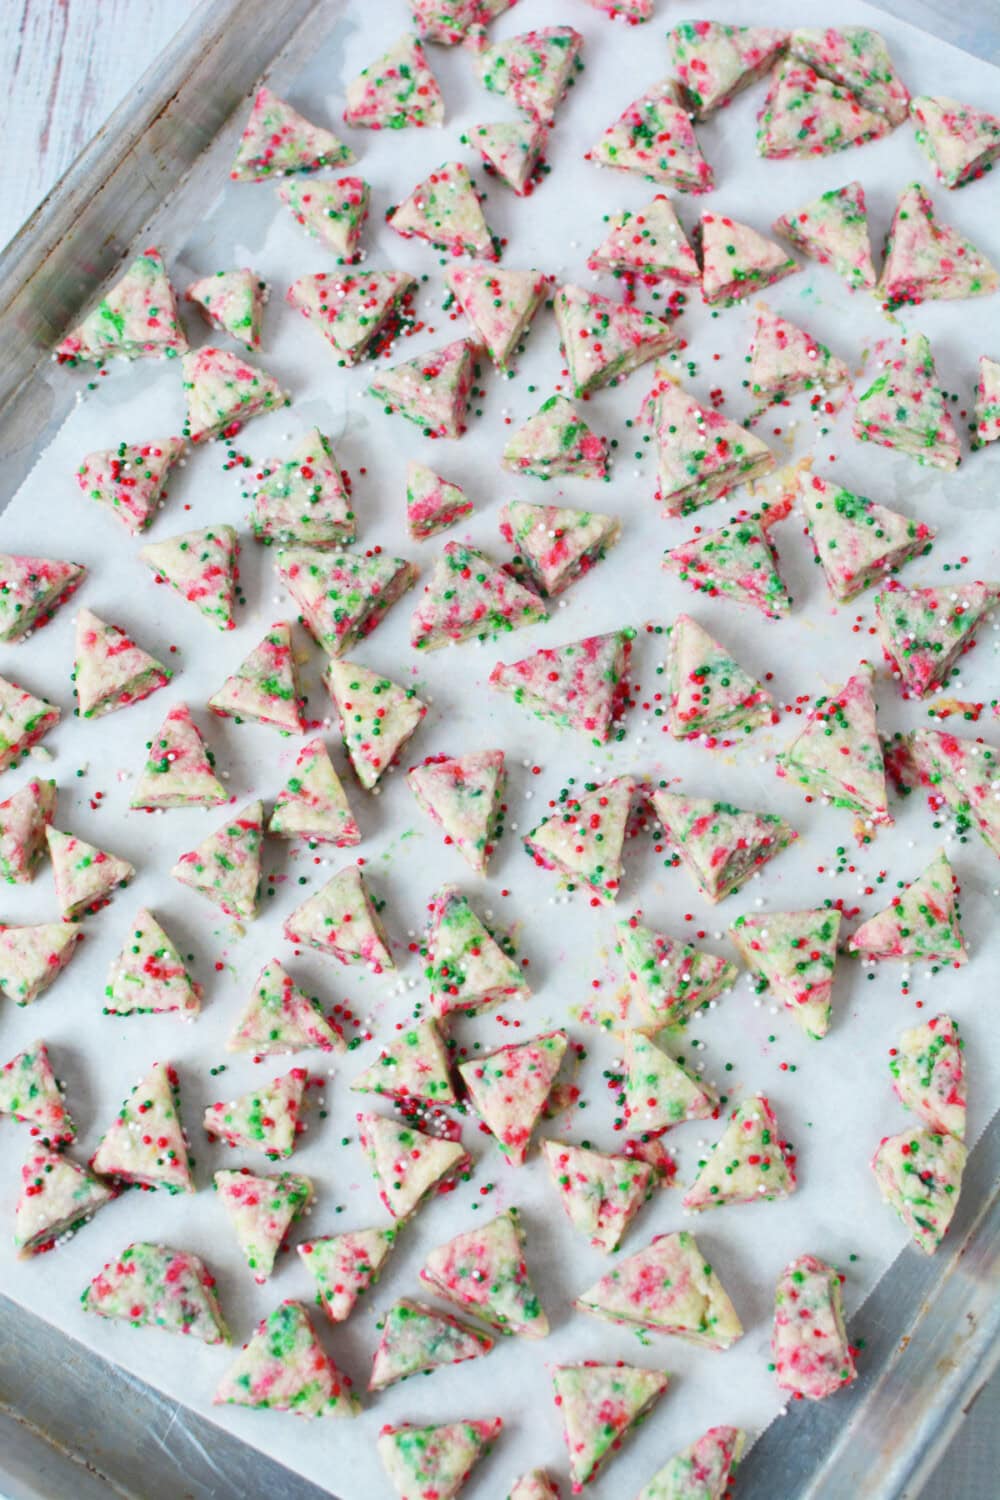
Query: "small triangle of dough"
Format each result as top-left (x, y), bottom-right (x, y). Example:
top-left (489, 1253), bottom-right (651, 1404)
top-left (407, 750), bottom-right (504, 875)
top-left (697, 213), bottom-right (798, 306)
top-left (15, 1146), bottom-right (113, 1256)
top-left (208, 622), bottom-right (304, 732)
top-left (871, 1127), bottom-right (966, 1254)
top-left (0, 554), bottom-right (85, 640)
top-left (502, 394), bottom-right (608, 480)
top-left (139, 525), bottom-right (239, 632)
top-left (459, 1031), bottom-right (567, 1165)
top-left (799, 473), bottom-right (935, 603)
top-left (249, 427), bottom-right (355, 546)
top-left (286, 272), bottom-right (414, 371)
top-left (297, 1227), bottom-right (396, 1323)
top-left (772, 1253), bottom-right (856, 1400)
top-left (525, 775), bottom-right (633, 904)
top-left (975, 355), bottom-right (1000, 448)
top-left (76, 437), bottom-right (185, 534)
top-left (104, 907), bottom-right (202, 1017)
top-left (499, 499), bottom-right (621, 597)
top-left (268, 738), bottom-right (360, 846)
top-left (358, 1111), bottom-right (470, 1221)
top-left (664, 518), bottom-right (791, 619)
top-left (74, 607), bottom-right (170, 719)
top-left (0, 775), bottom-right (56, 882)
top-left (508, 1471), bottom-right (560, 1500)
top-left (875, 580), bottom-right (999, 698)
top-left (215, 1168), bottom-right (313, 1281)
top-left (90, 1061), bottom-right (194, 1192)
top-left (641, 369), bottom-right (775, 518)
top-left (575, 1230), bottom-right (743, 1347)
top-left (369, 1298), bottom-right (493, 1391)
top-left (788, 26), bottom-right (910, 124)
top-left (541, 1137), bottom-right (653, 1253)
top-left (473, 25), bottom-right (583, 124)
top-left (0, 923), bottom-right (81, 1006)
top-left (411, 541), bottom-right (547, 651)
top-left (278, 176), bottom-right (371, 260)
top-left (424, 884), bottom-right (528, 1018)
top-left (420, 1207), bottom-right (548, 1336)
top-left (83, 1242), bottom-right (228, 1342)
top-left (445, 263), bottom-right (548, 372)
top-left (747, 304), bottom-right (850, 414)
top-left (853, 333), bottom-right (961, 471)
top-left (324, 659), bottom-right (426, 789)
top-left (773, 180), bottom-right (876, 291)
top-left (912, 94), bottom-right (1000, 190)
top-left (228, 958), bottom-right (345, 1056)
top-left (230, 86), bottom-right (353, 180)
top-left (277, 546), bottom-right (417, 657)
top-left (352, 1017), bottom-right (456, 1105)
top-left (0, 675), bottom-right (60, 771)
top-left (369, 337), bottom-right (479, 440)
top-left (181, 347), bottom-right (287, 444)
top-left (55, 248), bottom-right (188, 365)
top-left (388, 161), bottom-right (497, 260)
top-left (587, 78), bottom-right (713, 192)
top-left (214, 1300), bottom-right (358, 1415)
top-left (848, 849), bottom-right (968, 965)
top-left (757, 60), bottom-right (892, 158)
top-left (668, 21), bottom-right (789, 118)
top-left (185, 269), bottom-right (263, 351)
top-left (171, 799), bottom-right (263, 922)
top-left (283, 864), bottom-right (394, 972)
top-left (465, 118), bottom-right (547, 195)
top-left (344, 34), bottom-right (444, 130)
top-left (204, 1067), bottom-right (308, 1160)
top-left (377, 1418), bottom-right (502, 1499)
top-left (664, 613), bottom-right (773, 740)
top-left (0, 1040), bottom-right (74, 1140)
top-left (729, 908), bottom-right (842, 1039)
top-left (776, 662), bottom-right (891, 828)
top-left (554, 283), bottom-right (677, 396)
top-left (406, 460), bottom-right (473, 541)
top-left (47, 827), bottom-right (134, 919)
top-left (890, 1013), bottom-right (965, 1138)
top-left (682, 1093), bottom-right (796, 1211)
top-left (637, 1427), bottom-right (746, 1500)
top-left (910, 727), bottom-right (1000, 859)
top-left (131, 701), bottom-right (227, 809)
top-left (652, 789), bottom-right (798, 903)
top-left (489, 630), bottom-right (633, 742)
top-left (616, 916), bottom-right (738, 1031)
top-left (621, 1030), bottom-right (717, 1131)
top-left (587, 194), bottom-right (700, 285)
top-left (551, 1363), bottom-right (669, 1487)
top-left (878, 182), bottom-right (998, 308)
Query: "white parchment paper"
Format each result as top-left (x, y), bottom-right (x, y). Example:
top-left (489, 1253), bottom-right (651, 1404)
top-left (1, 1), bottom-right (999, 1496)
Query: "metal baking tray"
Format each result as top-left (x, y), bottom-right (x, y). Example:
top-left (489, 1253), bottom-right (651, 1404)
top-left (0, 1), bottom-right (998, 1496)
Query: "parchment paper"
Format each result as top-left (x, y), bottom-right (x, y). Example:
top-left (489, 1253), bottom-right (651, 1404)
top-left (1, 1), bottom-right (999, 1496)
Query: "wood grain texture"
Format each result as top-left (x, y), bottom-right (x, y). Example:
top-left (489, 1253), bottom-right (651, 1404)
top-left (1, 0), bottom-right (198, 249)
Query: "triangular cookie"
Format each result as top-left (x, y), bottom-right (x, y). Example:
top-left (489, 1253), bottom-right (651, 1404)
top-left (286, 271), bottom-right (414, 371)
top-left (464, 119), bottom-right (547, 196)
top-left (228, 958), bottom-right (345, 1056)
top-left (525, 775), bottom-right (633, 903)
top-left (697, 213), bottom-right (798, 306)
top-left (230, 87), bottom-right (353, 180)
top-left (0, 554), bottom-right (85, 641)
top-left (278, 177), bottom-right (371, 260)
top-left (772, 1254), bottom-right (855, 1400)
top-left (651, 789), bottom-right (798, 903)
top-left (90, 1061), bottom-right (194, 1192)
top-left (974, 355), bottom-right (1000, 448)
top-left (208, 622), bottom-right (304, 732)
top-left (499, 499), bottom-right (621, 597)
top-left (277, 547), bottom-right (417, 657)
top-left (890, 1013), bottom-right (965, 1138)
top-left (407, 750), bottom-right (505, 874)
top-left (249, 427), bottom-right (355, 545)
top-left (473, 25), bottom-right (583, 123)
top-left (587, 194), bottom-right (700, 285)
top-left (729, 908), bottom-right (842, 1039)
top-left (297, 1227), bottom-right (396, 1323)
top-left (910, 727), bottom-right (1000, 859)
top-left (640, 369), bottom-right (775, 518)
top-left (351, 1017), bottom-right (456, 1105)
top-left (55, 248), bottom-right (188, 365)
top-left (773, 180), bottom-right (876, 291)
top-left (15, 1147), bottom-right (113, 1257)
top-left (358, 1112), bottom-right (471, 1221)
top-left (369, 337), bottom-right (479, 439)
top-left (171, 800), bottom-right (263, 922)
top-left (668, 21), bottom-right (789, 118)
top-left (0, 675), bottom-right (60, 770)
top-left (369, 1299), bottom-right (493, 1391)
top-left (757, 60), bottom-right (892, 158)
top-left (587, 78), bottom-right (713, 192)
top-left (204, 1068), bottom-right (308, 1160)
top-left (214, 1301), bottom-right (358, 1415)
top-left (746, 304), bottom-right (850, 414)
top-left (0, 923), bottom-right (81, 1006)
top-left (799, 473), bottom-right (934, 603)
top-left (378, 1419), bottom-right (502, 1499)
top-left (489, 630), bottom-right (633, 742)
top-left (878, 182), bottom-right (998, 308)
top-left (268, 738), bottom-right (360, 846)
top-left (180, 346), bottom-right (287, 443)
top-left (104, 908), bottom-right (202, 1017)
top-left (852, 334), bottom-right (962, 471)
top-left (445, 263), bottom-right (548, 372)
top-left (575, 1230), bottom-right (743, 1347)
top-left (139, 524), bottom-right (239, 632)
top-left (424, 883), bottom-right (529, 1018)
top-left (344, 34), bottom-right (444, 130)
top-left (637, 1428), bottom-right (746, 1500)
top-left (459, 1031), bottom-right (567, 1165)
top-left (848, 849), bottom-right (967, 965)
top-left (502, 394), bottom-right (608, 479)
top-left (789, 26), bottom-right (910, 124)
top-left (871, 1127), bottom-right (966, 1254)
top-left (0, 1040), bottom-right (74, 1141)
top-left (185, 269), bottom-right (264, 351)
top-left (664, 518), bottom-right (791, 619)
top-left (388, 162), bottom-right (498, 260)
top-left (411, 0), bottom-right (517, 47)
top-left (74, 607), bottom-right (170, 719)
top-left (683, 1094), bottom-right (797, 1211)
top-left (131, 701), bottom-right (226, 809)
top-left (541, 1137), bottom-right (654, 1253)
top-left (420, 1207), bottom-right (548, 1336)
top-left (410, 541), bottom-right (547, 650)
top-left (324, 659), bottom-right (426, 789)
top-left (554, 284), bottom-right (677, 396)
top-left (83, 1243), bottom-right (228, 1342)
top-left (776, 662), bottom-right (891, 828)
top-left (508, 1473), bottom-right (559, 1500)
top-left (283, 864), bottom-right (395, 972)
top-left (621, 1030), bottom-right (717, 1131)
top-left (616, 915), bottom-right (738, 1031)
top-left (876, 580), bottom-right (998, 698)
top-left (912, 94), bottom-right (1000, 190)
top-left (0, 776), bottom-right (56, 883)
top-left (47, 827), bottom-right (134, 919)
top-left (76, 437), bottom-right (185, 535)
top-left (663, 613), bottom-right (774, 740)
top-left (552, 1363), bottom-right (669, 1489)
top-left (215, 1168), bottom-right (313, 1281)
top-left (406, 460), bottom-right (473, 541)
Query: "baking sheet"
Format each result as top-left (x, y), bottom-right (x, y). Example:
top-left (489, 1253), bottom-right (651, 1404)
top-left (1, 1), bottom-right (999, 1497)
